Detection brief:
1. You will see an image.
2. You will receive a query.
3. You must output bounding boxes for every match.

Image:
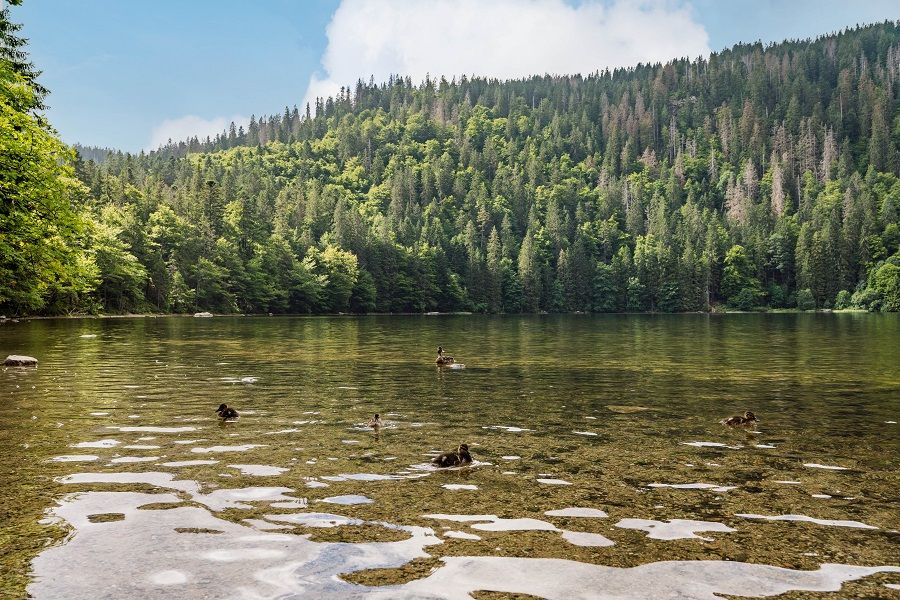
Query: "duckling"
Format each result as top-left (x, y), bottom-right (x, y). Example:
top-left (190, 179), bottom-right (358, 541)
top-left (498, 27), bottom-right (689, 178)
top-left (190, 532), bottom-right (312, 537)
top-left (721, 410), bottom-right (758, 427)
top-left (216, 403), bottom-right (239, 420)
top-left (435, 345), bottom-right (455, 366)
top-left (432, 443), bottom-right (472, 467)
top-left (367, 413), bottom-right (382, 429)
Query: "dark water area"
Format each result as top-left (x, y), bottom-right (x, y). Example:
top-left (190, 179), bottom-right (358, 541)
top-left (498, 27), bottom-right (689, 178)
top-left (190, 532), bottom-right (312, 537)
top-left (1, 314), bottom-right (898, 598)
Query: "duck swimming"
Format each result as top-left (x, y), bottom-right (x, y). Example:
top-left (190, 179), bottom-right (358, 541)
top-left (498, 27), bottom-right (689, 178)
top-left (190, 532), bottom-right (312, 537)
top-left (432, 443), bottom-right (472, 467)
top-left (721, 410), bottom-right (758, 427)
top-left (367, 413), bottom-right (382, 429)
top-left (216, 403), bottom-right (239, 420)
top-left (435, 346), bottom-right (455, 366)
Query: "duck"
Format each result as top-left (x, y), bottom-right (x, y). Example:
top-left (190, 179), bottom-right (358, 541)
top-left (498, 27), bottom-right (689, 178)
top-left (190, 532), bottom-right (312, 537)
top-left (721, 410), bottom-right (758, 427)
top-left (432, 443), bottom-right (473, 468)
top-left (216, 403), bottom-right (239, 420)
top-left (367, 413), bottom-right (382, 429)
top-left (435, 346), bottom-right (455, 366)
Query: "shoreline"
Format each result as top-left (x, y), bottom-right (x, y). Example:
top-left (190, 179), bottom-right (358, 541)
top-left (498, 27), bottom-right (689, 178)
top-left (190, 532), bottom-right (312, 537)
top-left (1, 309), bottom-right (875, 321)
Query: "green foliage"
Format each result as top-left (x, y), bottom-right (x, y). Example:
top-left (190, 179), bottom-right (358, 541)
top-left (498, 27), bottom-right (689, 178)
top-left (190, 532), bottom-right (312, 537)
top-left (0, 1), bottom-right (46, 103)
top-left (3, 7), bottom-right (900, 314)
top-left (796, 288), bottom-right (816, 311)
top-left (0, 17), bottom-right (95, 315)
top-left (166, 267), bottom-right (194, 313)
top-left (850, 287), bottom-right (878, 310)
top-left (350, 269), bottom-right (377, 313)
top-left (834, 290), bottom-right (852, 310)
top-left (307, 244), bottom-right (360, 312)
top-left (722, 245), bottom-right (762, 308)
top-left (730, 288), bottom-right (760, 311)
top-left (767, 283), bottom-right (787, 308)
top-left (90, 216), bottom-right (148, 312)
top-left (884, 223), bottom-right (900, 255)
top-left (873, 260), bottom-right (900, 311)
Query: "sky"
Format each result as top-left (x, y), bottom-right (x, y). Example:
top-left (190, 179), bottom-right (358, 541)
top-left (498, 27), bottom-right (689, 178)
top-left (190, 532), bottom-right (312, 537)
top-left (13, 0), bottom-right (900, 152)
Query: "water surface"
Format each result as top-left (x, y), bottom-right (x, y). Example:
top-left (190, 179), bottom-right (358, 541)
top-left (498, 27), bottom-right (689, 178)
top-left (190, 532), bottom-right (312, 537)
top-left (1, 314), bottom-right (898, 598)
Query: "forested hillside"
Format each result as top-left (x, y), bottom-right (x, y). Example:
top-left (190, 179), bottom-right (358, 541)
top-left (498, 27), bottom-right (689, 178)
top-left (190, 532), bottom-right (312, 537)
top-left (72, 144), bottom-right (117, 164)
top-left (3, 7), bottom-right (900, 314)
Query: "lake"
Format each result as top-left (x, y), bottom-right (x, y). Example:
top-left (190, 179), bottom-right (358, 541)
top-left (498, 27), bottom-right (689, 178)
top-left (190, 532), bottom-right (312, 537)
top-left (1, 314), bottom-right (898, 598)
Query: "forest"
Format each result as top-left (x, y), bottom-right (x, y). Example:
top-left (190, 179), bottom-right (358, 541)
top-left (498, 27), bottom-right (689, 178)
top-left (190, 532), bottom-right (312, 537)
top-left (3, 7), bottom-right (900, 315)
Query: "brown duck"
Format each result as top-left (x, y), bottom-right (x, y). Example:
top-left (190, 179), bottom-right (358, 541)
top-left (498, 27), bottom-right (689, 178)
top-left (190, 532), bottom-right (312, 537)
top-left (721, 410), bottom-right (758, 427)
top-left (432, 443), bottom-right (473, 467)
top-left (216, 403), bottom-right (239, 420)
top-left (435, 346), bottom-right (455, 366)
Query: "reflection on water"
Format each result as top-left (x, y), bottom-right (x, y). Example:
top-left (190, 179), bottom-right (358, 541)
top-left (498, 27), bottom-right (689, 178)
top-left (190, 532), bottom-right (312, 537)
top-left (27, 484), bottom-right (900, 599)
top-left (615, 518), bottom-right (736, 541)
top-left (735, 513), bottom-right (878, 529)
top-left (1, 314), bottom-right (899, 598)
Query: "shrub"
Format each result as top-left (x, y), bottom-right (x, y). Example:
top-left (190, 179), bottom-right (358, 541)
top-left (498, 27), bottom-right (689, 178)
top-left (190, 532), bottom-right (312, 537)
top-left (874, 262), bottom-right (900, 311)
top-left (767, 283), bottom-right (786, 308)
top-left (730, 287), bottom-right (760, 311)
top-left (834, 290), bottom-right (851, 310)
top-left (850, 286), bottom-right (881, 311)
top-left (796, 288), bottom-right (816, 310)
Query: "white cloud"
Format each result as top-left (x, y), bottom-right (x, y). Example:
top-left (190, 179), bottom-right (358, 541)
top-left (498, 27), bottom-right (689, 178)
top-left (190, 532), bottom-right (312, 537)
top-left (303, 0), bottom-right (710, 106)
top-left (147, 114), bottom-right (250, 150)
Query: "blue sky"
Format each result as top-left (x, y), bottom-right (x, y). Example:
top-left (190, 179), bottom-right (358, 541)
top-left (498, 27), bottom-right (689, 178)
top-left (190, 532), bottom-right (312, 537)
top-left (14, 0), bottom-right (899, 152)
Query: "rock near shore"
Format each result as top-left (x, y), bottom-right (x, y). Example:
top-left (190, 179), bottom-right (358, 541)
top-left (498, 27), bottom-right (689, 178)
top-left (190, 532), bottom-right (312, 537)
top-left (4, 355), bottom-right (38, 367)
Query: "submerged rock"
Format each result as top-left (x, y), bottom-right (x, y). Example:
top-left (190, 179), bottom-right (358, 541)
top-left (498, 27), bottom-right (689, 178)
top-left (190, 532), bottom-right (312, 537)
top-left (4, 354), bottom-right (38, 367)
top-left (193, 312), bottom-right (214, 318)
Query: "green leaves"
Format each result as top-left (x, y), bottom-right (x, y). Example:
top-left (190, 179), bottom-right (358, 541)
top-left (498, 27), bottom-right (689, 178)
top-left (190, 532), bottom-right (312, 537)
top-left (722, 245), bottom-right (762, 309)
top-left (0, 60), bottom-right (94, 314)
top-left (306, 244), bottom-right (360, 313)
top-left (89, 216), bottom-right (147, 312)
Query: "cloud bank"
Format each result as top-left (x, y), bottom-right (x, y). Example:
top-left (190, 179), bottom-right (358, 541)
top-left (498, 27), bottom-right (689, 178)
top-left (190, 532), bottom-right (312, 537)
top-left (304, 0), bottom-right (710, 106)
top-left (147, 114), bottom-right (249, 151)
